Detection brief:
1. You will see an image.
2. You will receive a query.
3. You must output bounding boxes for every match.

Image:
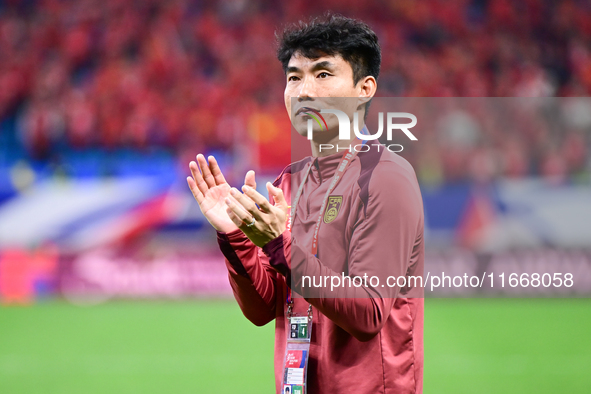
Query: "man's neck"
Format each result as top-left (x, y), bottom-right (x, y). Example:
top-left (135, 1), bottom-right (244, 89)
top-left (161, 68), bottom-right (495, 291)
top-left (310, 124), bottom-right (366, 157)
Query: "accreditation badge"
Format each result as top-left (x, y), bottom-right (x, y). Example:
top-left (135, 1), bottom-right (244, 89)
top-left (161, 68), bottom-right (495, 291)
top-left (282, 315), bottom-right (312, 394)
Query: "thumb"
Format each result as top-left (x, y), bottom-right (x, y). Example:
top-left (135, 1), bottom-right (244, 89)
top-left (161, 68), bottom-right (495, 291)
top-left (244, 170), bottom-right (256, 189)
top-left (267, 182), bottom-right (287, 208)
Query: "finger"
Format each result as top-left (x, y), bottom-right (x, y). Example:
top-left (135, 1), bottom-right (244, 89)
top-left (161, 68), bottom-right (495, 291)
top-left (244, 170), bottom-right (256, 189)
top-left (229, 188), bottom-right (265, 219)
top-left (208, 156), bottom-right (227, 185)
top-left (187, 176), bottom-right (204, 204)
top-left (189, 161), bottom-right (209, 196)
top-left (225, 195), bottom-right (257, 225)
top-left (226, 207), bottom-right (243, 228)
top-left (197, 154), bottom-right (216, 188)
top-left (267, 182), bottom-right (287, 208)
top-left (239, 185), bottom-right (273, 214)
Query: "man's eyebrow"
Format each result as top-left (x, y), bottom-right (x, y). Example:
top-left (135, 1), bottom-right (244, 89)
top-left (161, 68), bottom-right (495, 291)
top-left (286, 61), bottom-right (336, 74)
top-left (310, 61), bottom-right (336, 72)
top-left (286, 66), bottom-right (300, 74)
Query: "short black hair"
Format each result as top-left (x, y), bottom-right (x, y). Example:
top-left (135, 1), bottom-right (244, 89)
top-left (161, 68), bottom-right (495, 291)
top-left (276, 13), bottom-right (381, 86)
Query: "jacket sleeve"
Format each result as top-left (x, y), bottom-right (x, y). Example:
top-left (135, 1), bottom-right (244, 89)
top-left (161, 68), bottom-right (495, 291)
top-left (261, 163), bottom-right (424, 341)
top-left (217, 229), bottom-right (279, 326)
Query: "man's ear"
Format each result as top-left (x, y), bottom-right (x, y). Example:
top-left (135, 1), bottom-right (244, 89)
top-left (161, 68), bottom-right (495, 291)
top-left (357, 75), bottom-right (377, 107)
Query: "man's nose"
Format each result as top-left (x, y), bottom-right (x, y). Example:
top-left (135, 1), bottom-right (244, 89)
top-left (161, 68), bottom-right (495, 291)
top-left (297, 76), bottom-right (315, 101)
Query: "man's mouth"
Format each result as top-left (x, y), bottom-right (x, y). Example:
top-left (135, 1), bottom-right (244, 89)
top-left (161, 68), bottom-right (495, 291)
top-left (294, 107), bottom-right (329, 131)
top-left (295, 107), bottom-right (321, 116)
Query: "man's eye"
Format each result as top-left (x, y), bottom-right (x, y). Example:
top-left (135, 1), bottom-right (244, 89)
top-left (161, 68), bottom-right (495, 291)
top-left (318, 72), bottom-right (330, 78)
top-left (288, 76), bottom-right (300, 82)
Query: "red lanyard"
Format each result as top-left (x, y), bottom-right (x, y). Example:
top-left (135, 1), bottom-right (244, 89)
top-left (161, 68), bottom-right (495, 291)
top-left (287, 150), bottom-right (358, 307)
top-left (291, 150), bottom-right (358, 256)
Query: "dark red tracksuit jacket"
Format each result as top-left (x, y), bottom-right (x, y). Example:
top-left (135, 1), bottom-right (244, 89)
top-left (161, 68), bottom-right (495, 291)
top-left (217, 146), bottom-right (424, 393)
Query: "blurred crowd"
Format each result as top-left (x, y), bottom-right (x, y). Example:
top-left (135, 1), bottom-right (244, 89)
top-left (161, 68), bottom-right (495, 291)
top-left (1, 0), bottom-right (590, 183)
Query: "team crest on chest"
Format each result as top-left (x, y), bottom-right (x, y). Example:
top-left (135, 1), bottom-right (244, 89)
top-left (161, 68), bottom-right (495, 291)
top-left (323, 196), bottom-right (343, 224)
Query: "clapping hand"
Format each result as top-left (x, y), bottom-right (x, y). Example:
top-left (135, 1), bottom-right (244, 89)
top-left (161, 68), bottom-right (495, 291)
top-left (187, 154), bottom-right (256, 233)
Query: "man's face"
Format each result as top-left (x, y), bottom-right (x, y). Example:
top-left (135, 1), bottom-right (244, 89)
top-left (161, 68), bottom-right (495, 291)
top-left (284, 52), bottom-right (370, 142)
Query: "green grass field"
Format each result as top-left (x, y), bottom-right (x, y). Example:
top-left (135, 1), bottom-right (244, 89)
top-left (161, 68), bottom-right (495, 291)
top-left (1, 298), bottom-right (590, 393)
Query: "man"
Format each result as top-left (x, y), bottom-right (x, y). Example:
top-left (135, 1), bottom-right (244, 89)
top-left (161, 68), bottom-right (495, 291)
top-left (188, 14), bottom-right (424, 393)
